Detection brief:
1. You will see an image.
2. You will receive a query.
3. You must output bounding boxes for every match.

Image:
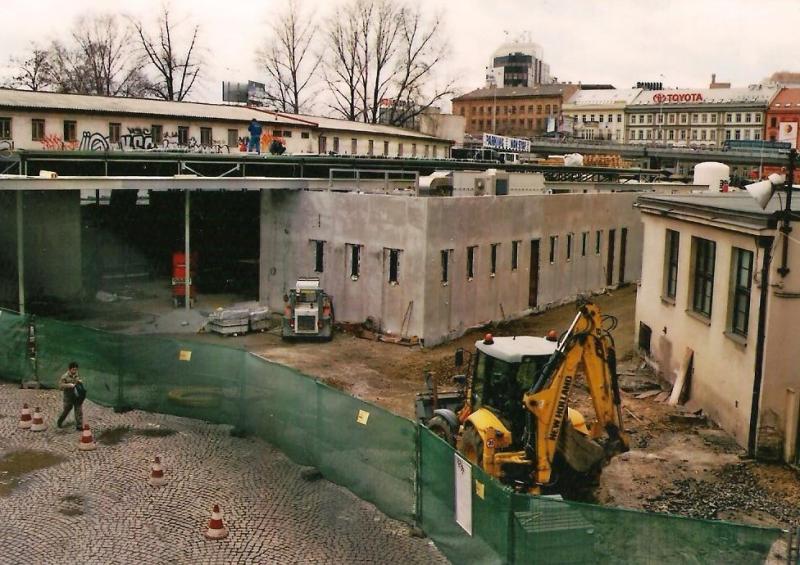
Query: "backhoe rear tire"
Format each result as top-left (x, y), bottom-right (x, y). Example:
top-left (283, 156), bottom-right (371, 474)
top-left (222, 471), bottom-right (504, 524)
top-left (426, 415), bottom-right (454, 447)
top-left (459, 426), bottom-right (484, 468)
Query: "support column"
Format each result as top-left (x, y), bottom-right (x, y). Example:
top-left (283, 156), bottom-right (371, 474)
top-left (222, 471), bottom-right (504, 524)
top-left (16, 191), bottom-right (25, 314)
top-left (185, 189), bottom-right (191, 310)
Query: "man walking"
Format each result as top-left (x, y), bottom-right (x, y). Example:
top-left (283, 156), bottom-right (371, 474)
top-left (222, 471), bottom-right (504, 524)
top-left (57, 361), bottom-right (85, 431)
top-left (247, 118), bottom-right (263, 155)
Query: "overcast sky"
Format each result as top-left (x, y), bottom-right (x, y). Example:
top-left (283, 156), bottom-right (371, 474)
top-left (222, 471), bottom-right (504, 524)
top-left (1, 0), bottom-right (797, 111)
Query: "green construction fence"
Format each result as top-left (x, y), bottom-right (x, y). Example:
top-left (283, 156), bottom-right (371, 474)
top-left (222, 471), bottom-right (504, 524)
top-left (0, 308), bottom-right (784, 564)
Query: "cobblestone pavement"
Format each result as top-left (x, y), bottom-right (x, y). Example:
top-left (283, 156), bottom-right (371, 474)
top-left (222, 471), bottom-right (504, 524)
top-left (0, 383), bottom-right (448, 564)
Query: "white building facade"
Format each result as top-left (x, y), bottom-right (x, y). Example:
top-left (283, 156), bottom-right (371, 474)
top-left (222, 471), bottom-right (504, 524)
top-left (562, 88), bottom-right (642, 142)
top-left (625, 85), bottom-right (779, 148)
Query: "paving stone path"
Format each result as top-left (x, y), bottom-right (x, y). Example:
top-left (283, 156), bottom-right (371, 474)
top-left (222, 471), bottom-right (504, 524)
top-left (0, 383), bottom-right (447, 564)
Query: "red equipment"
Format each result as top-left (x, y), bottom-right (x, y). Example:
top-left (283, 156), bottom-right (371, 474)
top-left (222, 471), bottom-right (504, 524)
top-left (171, 251), bottom-right (197, 307)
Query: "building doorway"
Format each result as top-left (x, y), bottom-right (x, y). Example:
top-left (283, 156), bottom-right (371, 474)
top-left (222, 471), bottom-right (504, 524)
top-left (318, 136), bottom-right (327, 154)
top-left (606, 229), bottom-right (616, 287)
top-left (529, 239), bottom-right (540, 309)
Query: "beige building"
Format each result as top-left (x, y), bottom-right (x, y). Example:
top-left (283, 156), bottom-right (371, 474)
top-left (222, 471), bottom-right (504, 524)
top-left (562, 88), bottom-right (642, 142)
top-left (626, 85), bottom-right (779, 148)
top-left (636, 192), bottom-right (800, 461)
top-left (0, 88), bottom-right (452, 157)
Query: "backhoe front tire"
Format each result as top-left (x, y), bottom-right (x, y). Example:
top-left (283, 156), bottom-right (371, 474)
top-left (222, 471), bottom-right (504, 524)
top-left (459, 426), bottom-right (484, 468)
top-left (426, 415), bottom-right (454, 447)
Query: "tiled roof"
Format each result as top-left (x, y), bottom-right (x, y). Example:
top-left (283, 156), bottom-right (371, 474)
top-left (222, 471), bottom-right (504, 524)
top-left (452, 84), bottom-right (573, 101)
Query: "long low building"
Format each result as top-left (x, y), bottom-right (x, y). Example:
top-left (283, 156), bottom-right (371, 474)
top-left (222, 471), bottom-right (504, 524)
top-left (0, 88), bottom-right (453, 158)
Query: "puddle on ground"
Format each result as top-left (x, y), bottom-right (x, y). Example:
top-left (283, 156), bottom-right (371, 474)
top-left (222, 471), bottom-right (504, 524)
top-left (0, 450), bottom-right (66, 496)
top-left (58, 493), bottom-right (85, 516)
top-left (96, 425), bottom-right (176, 445)
top-left (96, 425), bottom-right (132, 445)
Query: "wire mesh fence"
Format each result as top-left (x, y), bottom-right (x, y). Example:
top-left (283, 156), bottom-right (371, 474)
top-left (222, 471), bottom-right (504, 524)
top-left (0, 307), bottom-right (785, 564)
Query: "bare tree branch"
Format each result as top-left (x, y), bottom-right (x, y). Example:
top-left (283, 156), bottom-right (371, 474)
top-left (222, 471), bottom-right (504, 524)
top-left (131, 6), bottom-right (203, 101)
top-left (258, 0), bottom-right (322, 113)
top-left (6, 43), bottom-right (53, 91)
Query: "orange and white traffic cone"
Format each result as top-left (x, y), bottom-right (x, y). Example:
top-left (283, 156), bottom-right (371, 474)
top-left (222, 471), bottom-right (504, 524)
top-left (148, 456), bottom-right (166, 486)
top-left (18, 403), bottom-right (32, 429)
top-left (30, 407), bottom-right (47, 432)
top-left (204, 504), bottom-right (229, 540)
top-left (78, 424), bottom-right (96, 451)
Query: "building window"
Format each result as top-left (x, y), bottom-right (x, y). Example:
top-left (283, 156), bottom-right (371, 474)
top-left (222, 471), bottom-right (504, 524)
top-left (691, 114), bottom-right (698, 123)
top-left (31, 118), bottom-right (44, 141)
top-left (755, 114), bottom-right (761, 123)
top-left (745, 113), bottom-right (751, 123)
top-left (313, 240), bottom-right (324, 273)
top-left (0, 117), bottom-right (12, 140)
top-left (227, 129), bottom-right (238, 147)
top-left (770, 117), bottom-right (778, 128)
top-left (441, 250), bottom-right (450, 284)
top-left (151, 125), bottom-right (163, 144)
top-left (595, 231), bottom-right (602, 254)
top-left (467, 246), bottom-right (477, 279)
top-left (301, 131), bottom-right (310, 139)
top-left (178, 126), bottom-right (189, 145)
top-left (638, 115), bottom-right (644, 124)
top-left (731, 248), bottom-right (753, 337)
top-left (348, 244), bottom-right (361, 279)
top-left (598, 114), bottom-right (604, 123)
top-left (282, 130), bottom-right (292, 138)
top-left (387, 248), bottom-right (400, 284)
top-left (646, 114), bottom-right (652, 124)
top-left (664, 230), bottom-right (680, 299)
top-left (511, 240), bottom-right (520, 270)
top-left (272, 129), bottom-right (282, 137)
top-left (398, 143), bottom-right (404, 156)
top-left (581, 232), bottom-right (588, 256)
top-left (711, 130), bottom-right (717, 140)
top-left (368, 140), bottom-right (374, 156)
top-left (726, 113), bottom-right (732, 123)
top-left (734, 130), bottom-right (741, 140)
top-left (754, 131), bottom-right (761, 140)
top-left (108, 122), bottom-right (121, 143)
top-left (691, 237), bottom-right (716, 318)
top-left (549, 236), bottom-right (557, 263)
top-left (200, 127), bottom-right (212, 145)
top-left (566, 233), bottom-right (573, 261)
top-left (616, 114), bottom-right (622, 123)
top-left (680, 114), bottom-right (687, 124)
top-left (424, 144), bottom-right (429, 157)
top-left (735, 113), bottom-right (741, 123)
top-left (412, 143), bottom-right (417, 156)
top-left (711, 114), bottom-right (717, 123)
top-left (490, 243), bottom-right (499, 276)
top-left (384, 141), bottom-right (389, 156)
top-left (433, 146), bottom-right (438, 158)
top-left (351, 138), bottom-right (358, 154)
top-left (668, 114), bottom-right (675, 124)
top-left (701, 113), bottom-right (707, 123)
top-left (63, 120), bottom-right (77, 142)
top-left (333, 137), bottom-right (340, 153)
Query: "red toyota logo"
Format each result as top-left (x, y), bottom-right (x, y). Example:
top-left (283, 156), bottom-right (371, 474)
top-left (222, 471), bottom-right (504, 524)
top-left (653, 93), bottom-right (666, 104)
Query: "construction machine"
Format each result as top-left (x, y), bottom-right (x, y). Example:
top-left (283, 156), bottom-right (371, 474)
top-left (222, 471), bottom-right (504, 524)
top-left (281, 278), bottom-right (334, 341)
top-left (420, 301), bottom-right (628, 494)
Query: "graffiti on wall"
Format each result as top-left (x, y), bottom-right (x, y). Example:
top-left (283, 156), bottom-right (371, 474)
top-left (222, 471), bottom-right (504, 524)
top-left (37, 127), bottom-right (233, 154)
top-left (39, 134), bottom-right (79, 151)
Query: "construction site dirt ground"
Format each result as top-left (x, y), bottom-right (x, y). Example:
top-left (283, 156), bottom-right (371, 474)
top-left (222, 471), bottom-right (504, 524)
top-left (54, 283), bottom-right (800, 533)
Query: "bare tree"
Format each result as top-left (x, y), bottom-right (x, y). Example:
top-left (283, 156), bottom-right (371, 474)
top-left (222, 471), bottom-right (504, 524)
top-left (49, 14), bottom-right (149, 96)
top-left (323, 3), bottom-right (361, 120)
top-left (382, 7), bottom-right (455, 127)
top-left (324, 0), bottom-right (454, 126)
top-left (259, 0), bottom-right (322, 114)
top-left (131, 7), bottom-right (202, 101)
top-left (7, 44), bottom-right (53, 91)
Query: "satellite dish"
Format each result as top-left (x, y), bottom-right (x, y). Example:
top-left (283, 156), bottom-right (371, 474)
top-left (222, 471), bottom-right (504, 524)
top-left (745, 173), bottom-right (785, 209)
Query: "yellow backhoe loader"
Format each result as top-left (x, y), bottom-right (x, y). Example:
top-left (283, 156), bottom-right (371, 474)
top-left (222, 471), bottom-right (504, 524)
top-left (421, 301), bottom-right (628, 494)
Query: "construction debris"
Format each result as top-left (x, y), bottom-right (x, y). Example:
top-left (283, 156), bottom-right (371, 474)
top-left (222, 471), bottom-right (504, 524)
top-left (669, 409), bottom-right (707, 424)
top-left (207, 303), bottom-right (271, 336)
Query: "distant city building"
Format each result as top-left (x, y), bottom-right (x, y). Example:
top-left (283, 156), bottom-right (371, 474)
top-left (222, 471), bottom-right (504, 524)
top-left (451, 84), bottom-right (578, 138)
top-left (487, 35), bottom-right (551, 88)
top-left (765, 87), bottom-right (800, 147)
top-left (709, 74), bottom-right (731, 89)
top-left (625, 85), bottom-right (779, 148)
top-left (562, 88), bottom-right (642, 142)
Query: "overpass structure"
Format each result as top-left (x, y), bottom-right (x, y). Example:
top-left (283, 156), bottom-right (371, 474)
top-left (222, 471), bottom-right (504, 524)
top-left (526, 138), bottom-right (789, 169)
top-left (0, 149), bottom-right (668, 183)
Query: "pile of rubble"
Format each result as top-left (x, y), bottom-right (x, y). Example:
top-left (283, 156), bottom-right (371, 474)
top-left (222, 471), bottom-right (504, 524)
top-left (206, 303), bottom-right (272, 336)
top-left (644, 463), bottom-right (800, 525)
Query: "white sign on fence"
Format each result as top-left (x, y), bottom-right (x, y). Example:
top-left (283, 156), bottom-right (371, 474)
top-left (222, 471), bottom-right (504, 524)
top-left (454, 453), bottom-right (473, 535)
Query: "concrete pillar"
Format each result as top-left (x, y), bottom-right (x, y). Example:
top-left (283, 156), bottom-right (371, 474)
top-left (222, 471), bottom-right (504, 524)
top-left (784, 388), bottom-right (799, 464)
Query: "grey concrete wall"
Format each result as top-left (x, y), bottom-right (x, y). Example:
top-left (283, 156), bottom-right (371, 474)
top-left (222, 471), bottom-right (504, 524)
top-left (422, 193), bottom-right (642, 345)
top-left (260, 191), bottom-right (428, 337)
top-left (260, 190), bottom-right (643, 346)
top-left (0, 190), bottom-right (82, 309)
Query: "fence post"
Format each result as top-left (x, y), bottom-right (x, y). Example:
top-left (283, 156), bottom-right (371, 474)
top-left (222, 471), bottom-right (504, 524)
top-left (414, 423), bottom-right (422, 529)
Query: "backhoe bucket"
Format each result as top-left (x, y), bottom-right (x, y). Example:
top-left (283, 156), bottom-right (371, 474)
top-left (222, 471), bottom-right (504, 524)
top-left (557, 421), bottom-right (606, 473)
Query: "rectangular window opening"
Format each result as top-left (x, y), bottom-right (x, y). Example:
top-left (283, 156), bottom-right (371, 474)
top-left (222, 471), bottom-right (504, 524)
top-left (313, 240), bottom-right (324, 273)
top-left (664, 229), bottom-right (680, 300)
top-left (549, 235), bottom-right (558, 263)
top-left (581, 232), bottom-right (588, 257)
top-left (731, 248), bottom-right (753, 337)
top-left (467, 246), bottom-right (477, 279)
top-left (387, 248), bottom-right (400, 284)
top-left (511, 240), bottom-right (520, 270)
top-left (490, 243), bottom-right (499, 276)
top-left (348, 244), bottom-right (361, 279)
top-left (595, 231), bottom-right (602, 254)
top-left (441, 250), bottom-right (450, 284)
top-left (566, 233), bottom-right (573, 261)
